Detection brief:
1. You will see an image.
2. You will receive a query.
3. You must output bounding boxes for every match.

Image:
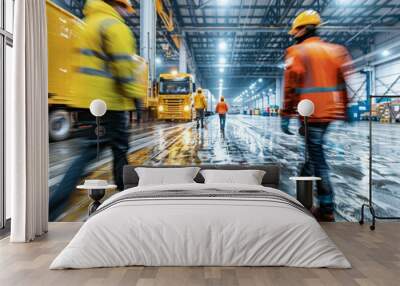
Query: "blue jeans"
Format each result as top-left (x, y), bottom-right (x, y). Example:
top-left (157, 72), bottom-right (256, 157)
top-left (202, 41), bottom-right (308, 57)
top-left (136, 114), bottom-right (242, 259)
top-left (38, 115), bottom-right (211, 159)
top-left (301, 122), bottom-right (334, 215)
top-left (49, 111), bottom-right (130, 211)
top-left (219, 114), bottom-right (226, 130)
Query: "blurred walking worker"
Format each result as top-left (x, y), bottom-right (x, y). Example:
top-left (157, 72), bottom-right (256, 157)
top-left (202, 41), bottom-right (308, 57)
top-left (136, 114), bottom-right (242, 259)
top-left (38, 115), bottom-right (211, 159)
top-left (194, 88), bottom-right (207, 129)
top-left (49, 0), bottom-right (143, 215)
top-left (216, 96), bottom-right (229, 130)
top-left (281, 10), bottom-right (351, 222)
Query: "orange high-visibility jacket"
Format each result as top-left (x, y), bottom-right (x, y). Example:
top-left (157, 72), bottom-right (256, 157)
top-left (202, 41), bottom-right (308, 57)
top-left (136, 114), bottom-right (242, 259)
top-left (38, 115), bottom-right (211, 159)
top-left (216, 102), bottom-right (229, 114)
top-left (282, 37), bottom-right (351, 122)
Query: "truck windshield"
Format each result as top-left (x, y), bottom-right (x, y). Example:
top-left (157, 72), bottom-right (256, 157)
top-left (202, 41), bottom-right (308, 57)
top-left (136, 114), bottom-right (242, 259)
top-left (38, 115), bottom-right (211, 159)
top-left (159, 78), bottom-right (191, 95)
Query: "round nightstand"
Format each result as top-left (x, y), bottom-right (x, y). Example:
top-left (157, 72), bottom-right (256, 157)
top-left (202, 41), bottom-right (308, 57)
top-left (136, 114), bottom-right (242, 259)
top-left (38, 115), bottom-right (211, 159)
top-left (289, 177), bottom-right (321, 209)
top-left (77, 183), bottom-right (117, 215)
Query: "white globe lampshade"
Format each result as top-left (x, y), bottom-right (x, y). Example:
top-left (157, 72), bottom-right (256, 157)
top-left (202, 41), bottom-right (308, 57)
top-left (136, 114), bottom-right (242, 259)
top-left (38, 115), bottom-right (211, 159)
top-left (297, 99), bottom-right (315, 117)
top-left (90, 99), bottom-right (107, 117)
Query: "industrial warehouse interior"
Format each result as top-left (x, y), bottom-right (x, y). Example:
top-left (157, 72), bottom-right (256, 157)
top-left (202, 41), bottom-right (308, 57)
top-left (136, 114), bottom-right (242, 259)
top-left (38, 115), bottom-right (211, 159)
top-left (1, 0), bottom-right (400, 285)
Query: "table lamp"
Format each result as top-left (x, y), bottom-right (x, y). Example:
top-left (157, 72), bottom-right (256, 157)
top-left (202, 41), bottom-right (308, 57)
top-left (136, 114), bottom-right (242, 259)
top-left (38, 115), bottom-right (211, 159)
top-left (89, 99), bottom-right (107, 161)
top-left (298, 99), bottom-right (315, 162)
top-left (293, 99), bottom-right (316, 209)
top-left (82, 99), bottom-right (109, 215)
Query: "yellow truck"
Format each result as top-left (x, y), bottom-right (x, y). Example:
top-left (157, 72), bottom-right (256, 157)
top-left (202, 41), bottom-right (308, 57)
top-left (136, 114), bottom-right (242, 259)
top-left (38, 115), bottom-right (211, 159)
top-left (47, 0), bottom-right (153, 141)
top-left (157, 73), bottom-right (196, 121)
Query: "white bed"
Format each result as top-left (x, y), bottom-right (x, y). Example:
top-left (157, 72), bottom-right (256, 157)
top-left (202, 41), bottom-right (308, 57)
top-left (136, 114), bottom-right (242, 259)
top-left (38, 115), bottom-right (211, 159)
top-left (50, 183), bottom-right (351, 269)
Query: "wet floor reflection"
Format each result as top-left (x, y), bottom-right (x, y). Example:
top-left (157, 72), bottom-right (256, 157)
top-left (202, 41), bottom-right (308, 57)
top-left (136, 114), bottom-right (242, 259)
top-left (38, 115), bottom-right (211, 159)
top-left (49, 115), bottom-right (400, 222)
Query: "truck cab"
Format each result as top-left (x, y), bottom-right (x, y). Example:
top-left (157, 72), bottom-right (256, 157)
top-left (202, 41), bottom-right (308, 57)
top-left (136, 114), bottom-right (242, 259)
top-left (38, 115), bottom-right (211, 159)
top-left (157, 73), bottom-right (195, 121)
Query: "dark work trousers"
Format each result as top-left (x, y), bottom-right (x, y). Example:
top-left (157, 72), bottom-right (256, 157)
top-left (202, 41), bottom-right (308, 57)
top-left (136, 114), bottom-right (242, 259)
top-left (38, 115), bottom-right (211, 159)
top-left (49, 110), bottom-right (130, 211)
top-left (196, 109), bottom-right (205, 128)
top-left (219, 114), bottom-right (226, 130)
top-left (300, 122), bottom-right (334, 215)
top-left (134, 98), bottom-right (143, 124)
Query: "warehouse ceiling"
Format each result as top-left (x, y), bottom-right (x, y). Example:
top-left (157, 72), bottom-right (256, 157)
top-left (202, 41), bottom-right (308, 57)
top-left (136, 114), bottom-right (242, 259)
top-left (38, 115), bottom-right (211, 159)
top-left (163, 0), bottom-right (400, 99)
top-left (53, 0), bottom-right (400, 99)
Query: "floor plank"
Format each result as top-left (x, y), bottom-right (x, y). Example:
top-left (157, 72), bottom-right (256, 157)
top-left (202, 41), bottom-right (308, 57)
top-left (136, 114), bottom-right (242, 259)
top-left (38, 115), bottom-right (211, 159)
top-left (0, 222), bottom-right (399, 286)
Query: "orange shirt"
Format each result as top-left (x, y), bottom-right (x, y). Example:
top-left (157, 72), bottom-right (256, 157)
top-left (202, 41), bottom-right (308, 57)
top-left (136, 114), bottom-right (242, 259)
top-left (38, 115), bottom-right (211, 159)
top-left (216, 102), bottom-right (229, 114)
top-left (282, 37), bottom-right (351, 122)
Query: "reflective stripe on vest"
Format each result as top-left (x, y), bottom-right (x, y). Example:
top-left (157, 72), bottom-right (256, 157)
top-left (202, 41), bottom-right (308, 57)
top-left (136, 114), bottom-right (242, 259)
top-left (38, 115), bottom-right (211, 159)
top-left (79, 49), bottom-right (108, 61)
top-left (80, 49), bottom-right (133, 62)
top-left (295, 84), bottom-right (346, 95)
top-left (110, 54), bottom-right (133, 61)
top-left (78, 67), bottom-right (134, 84)
top-left (79, 67), bottom-right (112, 78)
top-left (116, 76), bottom-right (134, 84)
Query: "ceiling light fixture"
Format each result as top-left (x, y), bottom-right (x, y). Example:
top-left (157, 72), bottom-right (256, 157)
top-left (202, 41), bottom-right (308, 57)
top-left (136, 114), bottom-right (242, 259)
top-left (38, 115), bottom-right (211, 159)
top-left (219, 41), bottom-right (227, 51)
top-left (382, 50), bottom-right (390, 57)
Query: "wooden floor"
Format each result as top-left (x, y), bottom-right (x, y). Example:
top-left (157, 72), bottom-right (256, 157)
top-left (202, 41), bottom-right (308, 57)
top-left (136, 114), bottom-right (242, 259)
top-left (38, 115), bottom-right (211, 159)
top-left (0, 222), bottom-right (399, 286)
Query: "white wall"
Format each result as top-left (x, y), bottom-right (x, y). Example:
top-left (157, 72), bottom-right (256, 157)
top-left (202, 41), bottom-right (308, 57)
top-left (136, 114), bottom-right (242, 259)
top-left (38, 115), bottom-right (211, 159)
top-left (375, 59), bottom-right (400, 96)
top-left (347, 28), bottom-right (400, 102)
top-left (346, 71), bottom-right (367, 102)
top-left (373, 28), bottom-right (400, 97)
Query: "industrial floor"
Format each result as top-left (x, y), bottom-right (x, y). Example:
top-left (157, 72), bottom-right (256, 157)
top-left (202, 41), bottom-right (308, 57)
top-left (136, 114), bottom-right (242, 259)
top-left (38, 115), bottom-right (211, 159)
top-left (1, 222), bottom-right (399, 286)
top-left (49, 115), bottom-right (400, 222)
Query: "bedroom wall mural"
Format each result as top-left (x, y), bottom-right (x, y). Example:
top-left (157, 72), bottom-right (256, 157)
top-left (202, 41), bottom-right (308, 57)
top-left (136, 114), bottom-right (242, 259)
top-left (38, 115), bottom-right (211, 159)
top-left (47, 0), bottom-right (400, 222)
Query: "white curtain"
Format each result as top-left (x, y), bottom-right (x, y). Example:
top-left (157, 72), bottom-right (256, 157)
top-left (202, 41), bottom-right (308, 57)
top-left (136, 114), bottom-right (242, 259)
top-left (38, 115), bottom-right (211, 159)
top-left (6, 0), bottom-right (49, 242)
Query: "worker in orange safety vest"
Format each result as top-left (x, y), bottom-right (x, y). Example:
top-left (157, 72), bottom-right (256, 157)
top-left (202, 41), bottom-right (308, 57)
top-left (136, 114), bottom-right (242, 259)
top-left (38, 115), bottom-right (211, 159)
top-left (215, 96), bottom-right (229, 130)
top-left (281, 10), bottom-right (352, 222)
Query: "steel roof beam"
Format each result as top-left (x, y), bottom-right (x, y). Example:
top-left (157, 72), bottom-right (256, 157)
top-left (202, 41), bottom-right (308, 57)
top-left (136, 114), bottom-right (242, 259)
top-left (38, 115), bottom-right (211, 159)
top-left (177, 15), bottom-right (399, 20)
top-left (199, 65), bottom-right (281, 69)
top-left (160, 62), bottom-right (276, 69)
top-left (181, 25), bottom-right (400, 33)
top-left (204, 77), bottom-right (281, 80)
top-left (197, 0), bottom-right (214, 9)
top-left (191, 48), bottom-right (285, 53)
top-left (197, 63), bottom-right (280, 68)
top-left (193, 49), bottom-right (283, 53)
top-left (176, 4), bottom-right (400, 9)
top-left (187, 34), bottom-right (368, 42)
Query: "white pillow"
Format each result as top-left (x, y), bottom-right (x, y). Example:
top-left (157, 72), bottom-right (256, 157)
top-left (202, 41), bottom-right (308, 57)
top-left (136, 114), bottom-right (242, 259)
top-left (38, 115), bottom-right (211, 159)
top-left (200, 169), bottom-right (266, 185)
top-left (135, 167), bottom-right (201, 186)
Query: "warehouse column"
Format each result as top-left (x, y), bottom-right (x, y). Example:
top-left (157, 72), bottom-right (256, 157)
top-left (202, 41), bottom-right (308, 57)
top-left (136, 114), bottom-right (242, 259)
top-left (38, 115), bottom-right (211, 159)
top-left (179, 39), bottom-right (188, 74)
top-left (369, 66), bottom-right (376, 105)
top-left (362, 67), bottom-right (374, 109)
top-left (140, 0), bottom-right (156, 82)
top-left (276, 77), bottom-right (283, 108)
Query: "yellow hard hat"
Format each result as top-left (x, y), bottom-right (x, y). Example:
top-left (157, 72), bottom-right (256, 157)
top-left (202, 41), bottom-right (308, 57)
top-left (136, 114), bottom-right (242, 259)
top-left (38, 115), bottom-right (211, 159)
top-left (289, 10), bottom-right (321, 35)
top-left (114, 0), bottom-right (135, 14)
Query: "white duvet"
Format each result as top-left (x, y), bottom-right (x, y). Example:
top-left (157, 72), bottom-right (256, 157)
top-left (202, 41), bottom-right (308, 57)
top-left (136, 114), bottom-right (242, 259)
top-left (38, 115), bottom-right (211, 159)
top-left (50, 183), bottom-right (351, 269)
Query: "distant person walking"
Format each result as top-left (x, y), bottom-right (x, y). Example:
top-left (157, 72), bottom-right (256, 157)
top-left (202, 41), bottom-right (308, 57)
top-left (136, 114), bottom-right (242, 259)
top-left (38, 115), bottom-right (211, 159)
top-left (194, 88), bottom-right (207, 129)
top-left (216, 96), bottom-right (229, 130)
top-left (281, 10), bottom-right (351, 222)
top-left (49, 0), bottom-right (143, 214)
